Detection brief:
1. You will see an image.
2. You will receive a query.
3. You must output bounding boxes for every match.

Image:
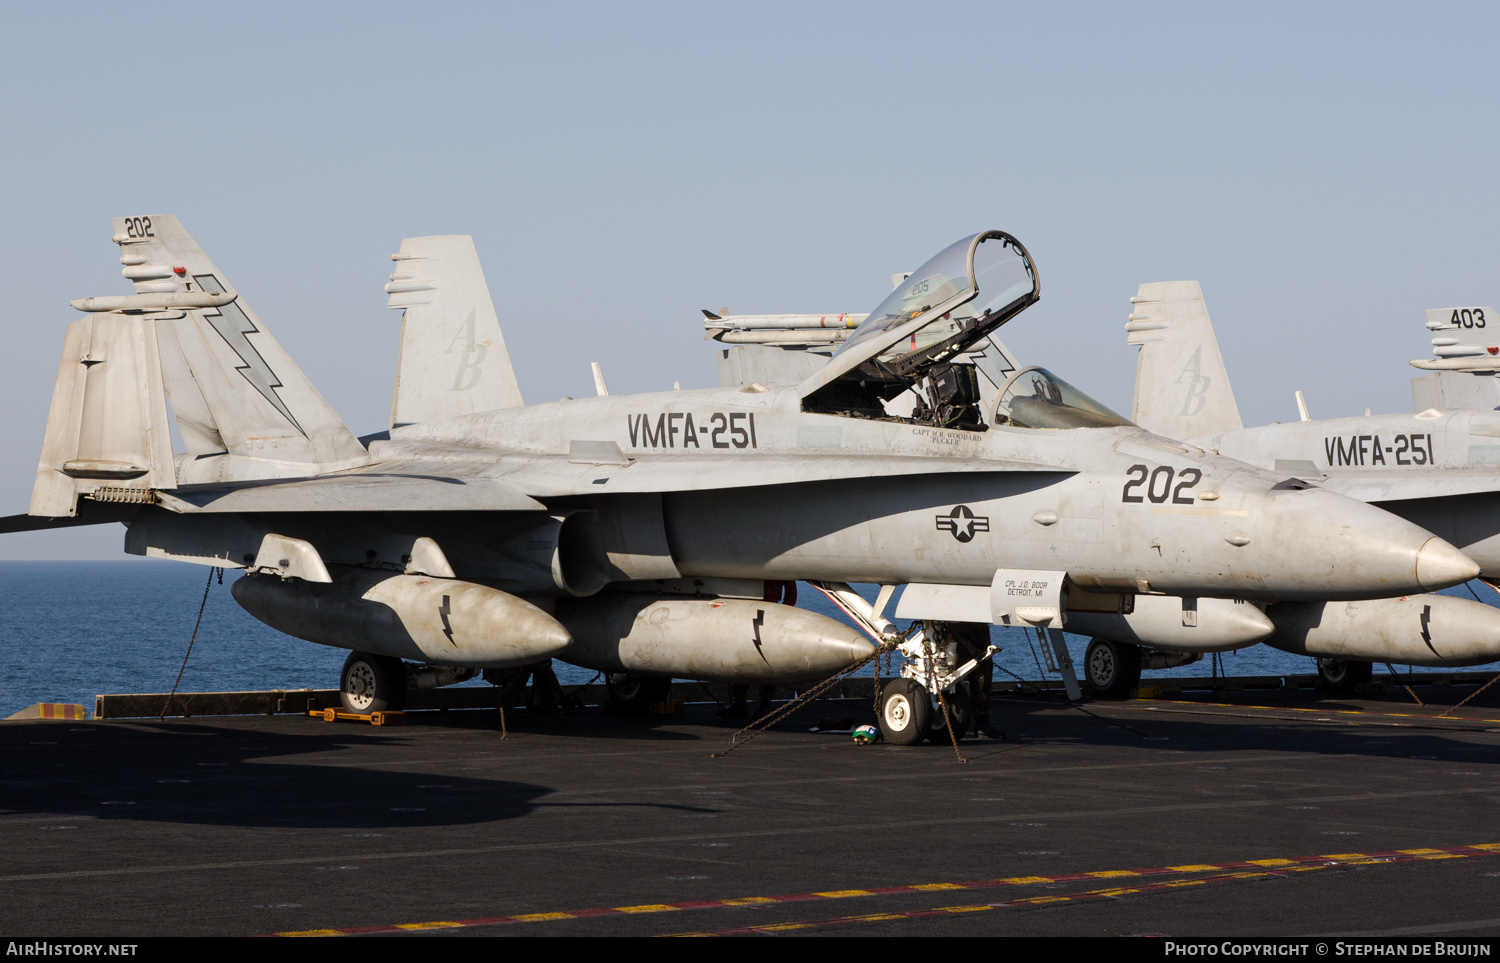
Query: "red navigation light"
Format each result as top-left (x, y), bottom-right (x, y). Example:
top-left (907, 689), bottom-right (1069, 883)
top-left (173, 266), bottom-right (186, 276)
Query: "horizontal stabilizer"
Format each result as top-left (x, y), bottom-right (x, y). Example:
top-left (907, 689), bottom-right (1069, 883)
top-left (0, 500), bottom-right (140, 534)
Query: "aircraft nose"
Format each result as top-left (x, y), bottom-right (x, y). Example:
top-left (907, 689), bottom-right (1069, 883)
top-left (1252, 489), bottom-right (1474, 600)
top-left (1415, 537), bottom-right (1481, 591)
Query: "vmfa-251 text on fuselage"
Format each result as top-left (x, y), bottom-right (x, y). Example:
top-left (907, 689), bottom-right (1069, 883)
top-left (3, 218), bottom-right (1478, 722)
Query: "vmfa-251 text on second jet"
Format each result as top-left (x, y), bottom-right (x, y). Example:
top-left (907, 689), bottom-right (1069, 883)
top-left (1117, 282), bottom-right (1500, 694)
top-left (2, 217), bottom-right (1478, 734)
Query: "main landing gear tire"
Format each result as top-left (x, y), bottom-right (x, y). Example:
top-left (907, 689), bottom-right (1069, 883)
top-left (340, 652), bottom-right (409, 713)
top-left (1316, 658), bottom-right (1372, 694)
top-left (926, 686), bottom-right (972, 745)
top-left (606, 673), bottom-right (672, 714)
top-left (1084, 639), bottom-right (1142, 699)
top-left (877, 678), bottom-right (931, 746)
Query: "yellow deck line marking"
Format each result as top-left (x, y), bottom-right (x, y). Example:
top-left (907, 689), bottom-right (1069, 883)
top-left (281, 929), bottom-right (343, 937)
top-left (273, 842), bottom-right (1500, 936)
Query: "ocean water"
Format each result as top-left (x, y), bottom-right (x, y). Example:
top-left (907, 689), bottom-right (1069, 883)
top-left (0, 560), bottom-right (1496, 718)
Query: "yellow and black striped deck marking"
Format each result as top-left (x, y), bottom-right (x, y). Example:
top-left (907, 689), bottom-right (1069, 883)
top-left (271, 842), bottom-right (1500, 936)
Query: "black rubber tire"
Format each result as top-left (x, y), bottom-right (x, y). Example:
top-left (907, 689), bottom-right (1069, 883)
top-left (340, 652), bottom-right (408, 713)
top-left (1316, 658), bottom-right (1373, 694)
top-left (605, 673), bottom-right (672, 714)
top-left (1083, 638), bottom-right (1143, 699)
top-left (926, 686), bottom-right (973, 744)
top-left (877, 678), bottom-right (931, 746)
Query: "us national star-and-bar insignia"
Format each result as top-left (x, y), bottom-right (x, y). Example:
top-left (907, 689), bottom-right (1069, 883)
top-left (936, 505), bottom-right (989, 543)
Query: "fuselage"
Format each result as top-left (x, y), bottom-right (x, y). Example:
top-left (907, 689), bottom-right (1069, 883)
top-left (366, 384), bottom-right (1472, 602)
top-left (1198, 409), bottom-right (1500, 576)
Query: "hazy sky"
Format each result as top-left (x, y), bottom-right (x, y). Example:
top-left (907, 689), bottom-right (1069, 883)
top-left (2, 2), bottom-right (1496, 558)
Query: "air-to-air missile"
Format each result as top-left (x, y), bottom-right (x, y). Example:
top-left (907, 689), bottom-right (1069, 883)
top-left (1, 219), bottom-right (1481, 742)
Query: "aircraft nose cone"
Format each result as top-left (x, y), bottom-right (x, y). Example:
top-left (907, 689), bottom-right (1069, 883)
top-left (1415, 537), bottom-right (1481, 592)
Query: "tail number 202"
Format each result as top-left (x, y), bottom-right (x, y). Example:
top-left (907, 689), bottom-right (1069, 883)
top-left (1122, 465), bottom-right (1202, 505)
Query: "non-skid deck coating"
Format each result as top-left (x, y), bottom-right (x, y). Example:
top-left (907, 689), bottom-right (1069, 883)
top-left (2, 684), bottom-right (1498, 937)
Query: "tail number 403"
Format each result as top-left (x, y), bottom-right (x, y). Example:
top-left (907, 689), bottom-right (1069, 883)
top-left (1122, 464), bottom-right (1202, 504)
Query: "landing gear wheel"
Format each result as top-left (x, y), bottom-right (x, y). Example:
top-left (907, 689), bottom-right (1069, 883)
top-left (926, 686), bottom-right (972, 744)
top-left (877, 678), bottom-right (931, 746)
top-left (340, 652), bottom-right (408, 713)
top-left (1316, 658), bottom-right (1372, 694)
top-left (605, 673), bottom-right (671, 714)
top-left (1084, 638), bottom-right (1142, 699)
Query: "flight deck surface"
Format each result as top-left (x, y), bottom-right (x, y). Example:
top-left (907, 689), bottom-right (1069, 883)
top-left (2, 686), bottom-right (1498, 938)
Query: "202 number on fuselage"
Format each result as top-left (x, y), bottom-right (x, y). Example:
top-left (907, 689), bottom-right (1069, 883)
top-left (1122, 464), bottom-right (1202, 505)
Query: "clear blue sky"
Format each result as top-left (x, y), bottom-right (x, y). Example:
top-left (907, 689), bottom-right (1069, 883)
top-left (2, 2), bottom-right (1496, 558)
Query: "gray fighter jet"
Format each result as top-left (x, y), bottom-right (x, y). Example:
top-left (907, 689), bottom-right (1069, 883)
top-left (1120, 283), bottom-right (1500, 693)
top-left (2, 217), bottom-right (1479, 743)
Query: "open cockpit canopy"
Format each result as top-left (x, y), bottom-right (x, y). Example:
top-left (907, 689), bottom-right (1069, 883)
top-left (800, 231), bottom-right (1041, 423)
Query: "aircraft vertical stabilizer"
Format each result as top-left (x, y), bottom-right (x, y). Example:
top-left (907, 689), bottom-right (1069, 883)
top-left (106, 215), bottom-right (369, 483)
top-left (1127, 281), bottom-right (1242, 439)
top-left (386, 235), bottom-right (522, 428)
top-left (33, 215), bottom-right (370, 511)
top-left (1409, 306), bottom-right (1500, 411)
top-left (30, 314), bottom-right (176, 517)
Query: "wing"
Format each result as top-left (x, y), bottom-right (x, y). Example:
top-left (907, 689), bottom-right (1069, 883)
top-left (1317, 470), bottom-right (1500, 503)
top-left (460, 450), bottom-right (1071, 499)
top-left (156, 473), bottom-right (545, 513)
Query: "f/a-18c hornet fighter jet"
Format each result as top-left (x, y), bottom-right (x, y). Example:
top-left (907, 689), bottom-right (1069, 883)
top-left (1, 217), bottom-right (1479, 744)
top-left (1119, 284), bottom-right (1500, 694)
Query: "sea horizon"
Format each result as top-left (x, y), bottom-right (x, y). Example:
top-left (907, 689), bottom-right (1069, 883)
top-left (0, 560), bottom-right (1493, 719)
